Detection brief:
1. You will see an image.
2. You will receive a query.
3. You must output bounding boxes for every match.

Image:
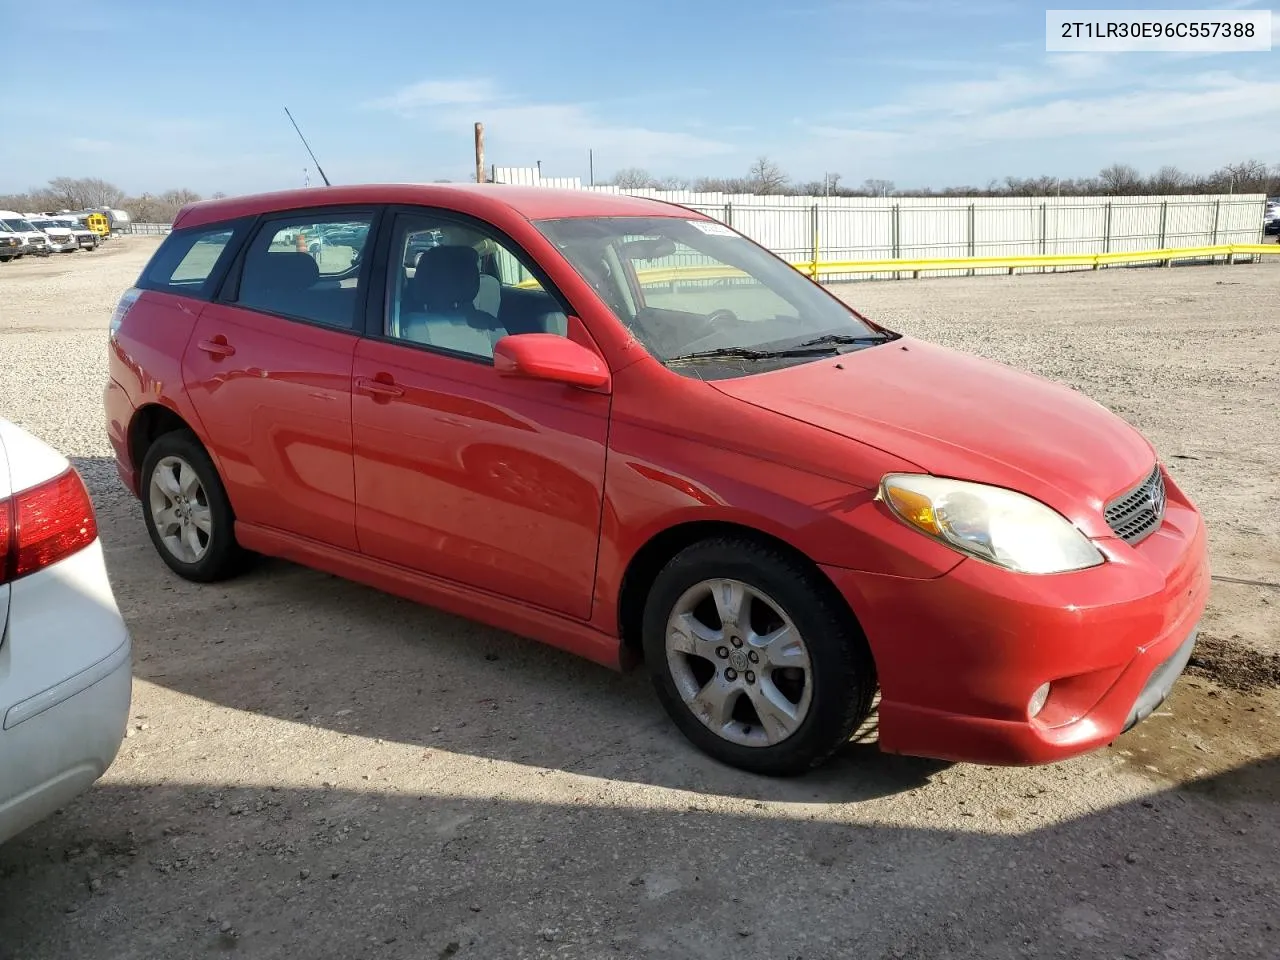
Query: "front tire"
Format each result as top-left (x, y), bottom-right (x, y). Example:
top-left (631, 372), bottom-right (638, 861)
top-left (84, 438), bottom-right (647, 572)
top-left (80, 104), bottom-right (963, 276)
top-left (642, 537), bottom-right (876, 776)
top-left (140, 431), bottom-right (248, 582)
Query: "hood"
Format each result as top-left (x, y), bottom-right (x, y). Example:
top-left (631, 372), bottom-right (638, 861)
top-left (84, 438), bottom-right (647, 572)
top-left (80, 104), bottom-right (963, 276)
top-left (710, 337), bottom-right (1156, 538)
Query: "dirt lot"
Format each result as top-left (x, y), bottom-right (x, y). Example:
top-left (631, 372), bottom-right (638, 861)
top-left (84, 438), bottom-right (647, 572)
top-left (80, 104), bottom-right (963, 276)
top-left (0, 239), bottom-right (1277, 960)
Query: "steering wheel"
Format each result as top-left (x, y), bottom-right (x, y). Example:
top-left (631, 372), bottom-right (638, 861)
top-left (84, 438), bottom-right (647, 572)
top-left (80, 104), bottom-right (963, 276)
top-left (706, 308), bottom-right (741, 327)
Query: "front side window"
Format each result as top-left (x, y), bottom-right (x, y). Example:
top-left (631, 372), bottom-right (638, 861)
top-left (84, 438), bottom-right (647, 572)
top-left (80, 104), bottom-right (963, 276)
top-left (234, 213), bottom-right (374, 329)
top-left (383, 213), bottom-right (568, 361)
top-left (533, 216), bottom-right (894, 378)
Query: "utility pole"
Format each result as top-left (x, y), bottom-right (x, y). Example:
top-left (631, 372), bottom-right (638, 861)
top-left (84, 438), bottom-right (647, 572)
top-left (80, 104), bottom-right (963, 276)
top-left (536, 160), bottom-right (542, 179)
top-left (589, 149), bottom-right (594, 186)
top-left (474, 122), bottom-right (485, 183)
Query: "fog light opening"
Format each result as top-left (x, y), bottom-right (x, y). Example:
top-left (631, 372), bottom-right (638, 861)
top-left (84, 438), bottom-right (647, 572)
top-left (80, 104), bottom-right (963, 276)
top-left (1028, 682), bottom-right (1051, 719)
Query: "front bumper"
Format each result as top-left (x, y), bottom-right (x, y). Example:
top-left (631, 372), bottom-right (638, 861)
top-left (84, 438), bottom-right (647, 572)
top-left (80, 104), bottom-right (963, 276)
top-left (825, 472), bottom-right (1210, 766)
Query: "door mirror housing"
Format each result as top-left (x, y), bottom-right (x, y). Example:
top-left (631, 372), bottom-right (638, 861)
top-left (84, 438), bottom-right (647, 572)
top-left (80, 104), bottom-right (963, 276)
top-left (493, 332), bottom-right (611, 391)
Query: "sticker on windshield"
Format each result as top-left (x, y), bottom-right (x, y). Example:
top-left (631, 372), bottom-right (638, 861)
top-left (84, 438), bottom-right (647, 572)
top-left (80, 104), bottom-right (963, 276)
top-left (687, 219), bottom-right (737, 237)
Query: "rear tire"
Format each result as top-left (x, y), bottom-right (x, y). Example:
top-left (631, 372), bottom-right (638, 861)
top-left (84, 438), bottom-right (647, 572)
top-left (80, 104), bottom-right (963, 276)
top-left (140, 431), bottom-right (249, 583)
top-left (641, 537), bottom-right (876, 776)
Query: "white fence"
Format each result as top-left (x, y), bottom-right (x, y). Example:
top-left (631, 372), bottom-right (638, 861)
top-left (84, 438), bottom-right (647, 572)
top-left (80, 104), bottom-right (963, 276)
top-left (492, 166), bottom-right (1267, 279)
top-left (121, 222), bottom-right (172, 236)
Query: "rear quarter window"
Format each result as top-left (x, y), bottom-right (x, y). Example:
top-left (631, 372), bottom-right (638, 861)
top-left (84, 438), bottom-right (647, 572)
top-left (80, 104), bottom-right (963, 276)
top-left (137, 220), bottom-right (251, 300)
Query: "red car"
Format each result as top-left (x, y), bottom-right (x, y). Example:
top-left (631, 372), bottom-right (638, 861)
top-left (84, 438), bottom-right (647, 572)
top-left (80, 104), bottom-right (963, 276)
top-left (104, 185), bottom-right (1209, 776)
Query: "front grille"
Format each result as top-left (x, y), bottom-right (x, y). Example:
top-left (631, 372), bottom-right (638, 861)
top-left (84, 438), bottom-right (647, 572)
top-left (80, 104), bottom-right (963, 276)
top-left (30, 236), bottom-right (46, 246)
top-left (1104, 465), bottom-right (1166, 544)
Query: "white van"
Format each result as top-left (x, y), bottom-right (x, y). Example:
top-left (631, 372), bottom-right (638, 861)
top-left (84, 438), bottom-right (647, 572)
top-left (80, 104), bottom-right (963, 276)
top-left (0, 211), bottom-right (51, 257)
top-left (52, 215), bottom-right (100, 250)
top-left (26, 215), bottom-right (77, 253)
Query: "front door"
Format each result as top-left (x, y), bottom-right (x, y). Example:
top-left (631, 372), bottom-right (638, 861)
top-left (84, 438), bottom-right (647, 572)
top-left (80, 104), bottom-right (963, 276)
top-left (351, 210), bottom-right (609, 620)
top-left (182, 208), bottom-right (379, 551)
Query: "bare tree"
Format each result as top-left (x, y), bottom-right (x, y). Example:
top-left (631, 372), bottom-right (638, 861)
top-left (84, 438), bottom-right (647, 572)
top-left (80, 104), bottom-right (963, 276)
top-left (1097, 163), bottom-right (1142, 194)
top-left (1146, 166), bottom-right (1189, 194)
top-left (746, 156), bottom-right (788, 194)
top-left (611, 167), bottom-right (656, 189)
top-left (46, 176), bottom-right (127, 209)
top-left (1210, 159), bottom-right (1274, 194)
top-left (124, 188), bottom-right (205, 223)
top-left (861, 178), bottom-right (895, 197)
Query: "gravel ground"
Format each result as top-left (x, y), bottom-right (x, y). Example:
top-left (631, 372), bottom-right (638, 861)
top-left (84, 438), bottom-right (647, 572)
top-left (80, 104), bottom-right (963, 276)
top-left (0, 239), bottom-right (1277, 960)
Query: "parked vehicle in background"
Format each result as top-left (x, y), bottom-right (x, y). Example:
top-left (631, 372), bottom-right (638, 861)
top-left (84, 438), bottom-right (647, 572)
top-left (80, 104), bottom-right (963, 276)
top-left (0, 223), bottom-right (22, 262)
top-left (1264, 199), bottom-right (1279, 236)
top-left (83, 211), bottom-right (111, 240)
top-left (403, 227), bottom-right (444, 267)
top-left (0, 211), bottom-right (50, 257)
top-left (104, 184), bottom-right (1209, 777)
top-left (27, 216), bottom-right (77, 253)
top-left (0, 419), bottom-right (132, 844)
top-left (61, 210), bottom-right (112, 241)
top-left (104, 207), bottom-right (131, 235)
top-left (52, 215), bottom-right (100, 250)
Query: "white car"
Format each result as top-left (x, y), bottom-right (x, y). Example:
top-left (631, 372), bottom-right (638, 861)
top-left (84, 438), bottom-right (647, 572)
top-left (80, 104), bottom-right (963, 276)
top-left (0, 419), bottom-right (132, 844)
top-left (27, 216), bottom-right (78, 253)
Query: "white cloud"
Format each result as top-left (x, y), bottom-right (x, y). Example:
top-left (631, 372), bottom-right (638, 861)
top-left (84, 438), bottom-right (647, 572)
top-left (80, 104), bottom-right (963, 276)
top-left (367, 77), bottom-right (735, 172)
top-left (948, 76), bottom-right (1280, 143)
top-left (366, 79), bottom-right (502, 114)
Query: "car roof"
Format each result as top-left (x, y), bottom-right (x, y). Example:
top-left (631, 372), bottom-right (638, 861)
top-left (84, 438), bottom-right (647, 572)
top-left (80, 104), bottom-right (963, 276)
top-left (173, 183), bottom-right (704, 231)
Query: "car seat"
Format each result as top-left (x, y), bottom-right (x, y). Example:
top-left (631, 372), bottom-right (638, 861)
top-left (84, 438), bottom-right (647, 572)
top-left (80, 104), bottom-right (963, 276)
top-left (399, 245), bottom-right (509, 356)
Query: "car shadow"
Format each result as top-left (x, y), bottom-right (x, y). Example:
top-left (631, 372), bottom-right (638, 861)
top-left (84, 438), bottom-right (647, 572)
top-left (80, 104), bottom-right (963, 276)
top-left (0, 754), bottom-right (1275, 958)
top-left (80, 458), bottom-right (948, 803)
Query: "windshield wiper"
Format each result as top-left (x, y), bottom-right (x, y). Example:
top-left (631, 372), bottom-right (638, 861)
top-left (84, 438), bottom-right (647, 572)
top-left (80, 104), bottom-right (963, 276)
top-left (794, 333), bottom-right (893, 348)
top-left (666, 345), bottom-right (841, 365)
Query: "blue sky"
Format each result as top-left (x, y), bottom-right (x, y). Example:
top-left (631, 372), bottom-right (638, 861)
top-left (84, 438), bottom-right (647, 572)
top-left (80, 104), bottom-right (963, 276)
top-left (1, 0), bottom-right (1276, 195)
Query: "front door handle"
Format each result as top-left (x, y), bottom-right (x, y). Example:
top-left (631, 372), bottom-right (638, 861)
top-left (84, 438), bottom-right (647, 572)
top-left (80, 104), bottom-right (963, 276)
top-left (197, 337), bottom-right (236, 359)
top-left (356, 376), bottom-right (404, 399)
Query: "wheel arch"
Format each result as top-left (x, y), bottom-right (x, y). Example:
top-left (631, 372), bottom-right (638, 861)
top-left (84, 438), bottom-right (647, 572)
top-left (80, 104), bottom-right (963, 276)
top-left (615, 519), bottom-right (866, 665)
top-left (128, 403), bottom-right (200, 477)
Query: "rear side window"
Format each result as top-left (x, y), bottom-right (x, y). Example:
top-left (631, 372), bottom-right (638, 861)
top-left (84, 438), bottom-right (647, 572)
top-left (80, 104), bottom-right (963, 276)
top-left (138, 221), bottom-right (249, 299)
top-left (230, 212), bottom-right (375, 330)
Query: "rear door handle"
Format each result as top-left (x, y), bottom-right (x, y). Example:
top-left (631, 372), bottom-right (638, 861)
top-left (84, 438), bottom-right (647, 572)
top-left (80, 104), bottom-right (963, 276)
top-left (197, 337), bottom-right (236, 359)
top-left (356, 376), bottom-right (404, 399)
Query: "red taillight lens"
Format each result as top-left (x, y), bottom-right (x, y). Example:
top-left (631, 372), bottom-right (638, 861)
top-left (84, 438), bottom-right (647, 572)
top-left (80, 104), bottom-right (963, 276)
top-left (1, 468), bottom-right (98, 585)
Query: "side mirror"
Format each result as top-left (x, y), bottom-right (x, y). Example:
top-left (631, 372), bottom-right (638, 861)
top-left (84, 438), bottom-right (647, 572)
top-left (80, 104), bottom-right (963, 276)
top-left (493, 332), bottom-right (611, 391)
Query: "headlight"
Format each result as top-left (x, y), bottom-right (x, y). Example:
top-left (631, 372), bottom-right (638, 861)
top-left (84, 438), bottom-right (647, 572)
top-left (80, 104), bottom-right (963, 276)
top-left (879, 474), bottom-right (1104, 574)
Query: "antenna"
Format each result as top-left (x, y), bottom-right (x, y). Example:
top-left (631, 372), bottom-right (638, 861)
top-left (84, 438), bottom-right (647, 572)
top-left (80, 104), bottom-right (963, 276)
top-left (284, 106), bottom-right (330, 187)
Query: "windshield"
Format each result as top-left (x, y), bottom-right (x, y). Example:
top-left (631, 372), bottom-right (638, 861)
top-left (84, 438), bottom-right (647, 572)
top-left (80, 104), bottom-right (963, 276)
top-left (2, 219), bottom-right (36, 232)
top-left (533, 216), bottom-right (890, 374)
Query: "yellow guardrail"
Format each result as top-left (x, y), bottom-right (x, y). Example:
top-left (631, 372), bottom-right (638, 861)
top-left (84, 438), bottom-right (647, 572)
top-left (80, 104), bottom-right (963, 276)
top-left (511, 242), bottom-right (1276, 289)
top-left (791, 242), bottom-right (1279, 280)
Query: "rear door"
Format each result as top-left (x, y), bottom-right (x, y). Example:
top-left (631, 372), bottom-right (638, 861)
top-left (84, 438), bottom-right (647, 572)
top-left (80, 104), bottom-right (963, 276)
top-left (182, 207), bottom-right (381, 551)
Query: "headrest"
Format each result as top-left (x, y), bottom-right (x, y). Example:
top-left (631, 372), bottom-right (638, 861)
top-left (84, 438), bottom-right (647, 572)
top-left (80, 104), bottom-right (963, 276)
top-left (411, 245), bottom-right (481, 311)
top-left (252, 251), bottom-right (320, 292)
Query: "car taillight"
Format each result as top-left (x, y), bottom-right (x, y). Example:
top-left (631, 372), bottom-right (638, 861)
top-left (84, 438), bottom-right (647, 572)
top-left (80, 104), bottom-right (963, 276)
top-left (0, 468), bottom-right (98, 586)
top-left (109, 287), bottom-right (141, 338)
